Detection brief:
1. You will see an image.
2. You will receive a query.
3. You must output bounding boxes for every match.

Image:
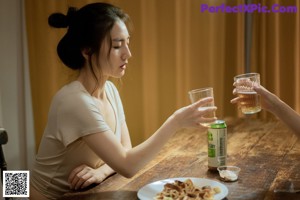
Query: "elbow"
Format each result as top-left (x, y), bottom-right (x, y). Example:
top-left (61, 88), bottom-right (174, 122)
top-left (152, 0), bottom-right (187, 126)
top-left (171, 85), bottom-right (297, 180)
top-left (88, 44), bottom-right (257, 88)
top-left (107, 151), bottom-right (142, 178)
top-left (122, 171), bottom-right (135, 178)
top-left (115, 161), bottom-right (138, 178)
top-left (116, 152), bottom-right (140, 178)
top-left (118, 167), bottom-right (137, 178)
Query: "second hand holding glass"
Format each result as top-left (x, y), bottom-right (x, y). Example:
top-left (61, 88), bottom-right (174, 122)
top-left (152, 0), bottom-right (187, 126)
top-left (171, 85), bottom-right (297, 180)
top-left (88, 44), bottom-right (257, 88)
top-left (233, 73), bottom-right (261, 114)
top-left (188, 87), bottom-right (217, 127)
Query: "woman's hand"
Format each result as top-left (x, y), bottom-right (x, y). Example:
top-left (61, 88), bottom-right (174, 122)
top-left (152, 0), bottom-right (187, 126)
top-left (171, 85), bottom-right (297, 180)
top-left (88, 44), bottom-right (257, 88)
top-left (68, 164), bottom-right (114, 190)
top-left (173, 97), bottom-right (217, 131)
top-left (231, 80), bottom-right (279, 114)
top-left (231, 78), bottom-right (254, 110)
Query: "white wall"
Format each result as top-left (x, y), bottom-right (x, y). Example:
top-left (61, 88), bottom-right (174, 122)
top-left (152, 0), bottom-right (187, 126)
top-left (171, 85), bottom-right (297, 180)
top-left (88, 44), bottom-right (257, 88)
top-left (0, 0), bottom-right (35, 172)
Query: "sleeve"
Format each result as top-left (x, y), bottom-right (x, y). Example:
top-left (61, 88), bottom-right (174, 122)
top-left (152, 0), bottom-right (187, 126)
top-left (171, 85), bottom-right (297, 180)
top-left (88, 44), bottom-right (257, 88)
top-left (56, 93), bottom-right (110, 146)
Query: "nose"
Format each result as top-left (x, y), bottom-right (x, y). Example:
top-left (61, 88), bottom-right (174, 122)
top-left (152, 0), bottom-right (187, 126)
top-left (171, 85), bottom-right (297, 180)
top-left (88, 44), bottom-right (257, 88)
top-left (122, 45), bottom-right (132, 60)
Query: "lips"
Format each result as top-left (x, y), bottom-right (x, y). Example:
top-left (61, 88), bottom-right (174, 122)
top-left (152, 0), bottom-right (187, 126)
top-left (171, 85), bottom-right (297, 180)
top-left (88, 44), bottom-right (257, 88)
top-left (120, 63), bottom-right (127, 69)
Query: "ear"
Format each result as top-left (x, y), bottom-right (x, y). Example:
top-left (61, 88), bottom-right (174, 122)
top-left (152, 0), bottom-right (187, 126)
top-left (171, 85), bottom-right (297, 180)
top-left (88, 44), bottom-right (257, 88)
top-left (81, 48), bottom-right (91, 60)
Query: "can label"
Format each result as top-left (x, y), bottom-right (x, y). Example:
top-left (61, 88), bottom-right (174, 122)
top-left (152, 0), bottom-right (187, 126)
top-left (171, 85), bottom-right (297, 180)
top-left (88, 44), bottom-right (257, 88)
top-left (207, 120), bottom-right (227, 168)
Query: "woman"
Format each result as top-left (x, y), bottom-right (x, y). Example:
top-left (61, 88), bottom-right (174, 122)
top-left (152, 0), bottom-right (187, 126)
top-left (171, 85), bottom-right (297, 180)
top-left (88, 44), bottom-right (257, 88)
top-left (231, 80), bottom-right (300, 136)
top-left (30, 3), bottom-right (216, 199)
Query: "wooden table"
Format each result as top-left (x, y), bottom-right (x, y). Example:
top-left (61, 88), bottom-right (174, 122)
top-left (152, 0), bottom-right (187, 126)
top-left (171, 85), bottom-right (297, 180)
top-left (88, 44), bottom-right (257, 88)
top-left (59, 118), bottom-right (300, 200)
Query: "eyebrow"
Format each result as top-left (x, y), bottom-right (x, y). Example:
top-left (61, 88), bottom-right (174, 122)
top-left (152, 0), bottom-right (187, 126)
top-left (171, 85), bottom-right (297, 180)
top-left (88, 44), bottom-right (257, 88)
top-left (112, 37), bottom-right (130, 42)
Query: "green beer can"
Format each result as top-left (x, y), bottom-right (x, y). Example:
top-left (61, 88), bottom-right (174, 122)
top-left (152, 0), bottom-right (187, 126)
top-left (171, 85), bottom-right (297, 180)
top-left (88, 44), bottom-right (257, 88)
top-left (207, 120), bottom-right (227, 171)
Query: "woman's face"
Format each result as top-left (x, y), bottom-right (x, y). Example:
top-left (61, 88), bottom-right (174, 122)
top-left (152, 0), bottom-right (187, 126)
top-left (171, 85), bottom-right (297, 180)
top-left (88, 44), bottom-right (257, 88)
top-left (99, 19), bottom-right (131, 79)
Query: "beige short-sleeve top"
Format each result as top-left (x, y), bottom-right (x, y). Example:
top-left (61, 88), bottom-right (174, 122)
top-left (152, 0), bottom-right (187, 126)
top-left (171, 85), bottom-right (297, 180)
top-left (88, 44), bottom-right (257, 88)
top-left (31, 81), bottom-right (125, 199)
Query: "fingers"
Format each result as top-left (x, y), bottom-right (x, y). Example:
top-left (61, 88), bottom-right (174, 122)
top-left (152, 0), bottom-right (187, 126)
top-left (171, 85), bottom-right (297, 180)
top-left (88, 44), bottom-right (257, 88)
top-left (68, 165), bottom-right (95, 190)
top-left (192, 97), bottom-right (216, 114)
top-left (71, 175), bottom-right (84, 190)
top-left (81, 177), bottom-right (96, 189)
top-left (191, 97), bottom-right (214, 108)
top-left (232, 79), bottom-right (257, 104)
top-left (231, 97), bottom-right (239, 104)
top-left (196, 107), bottom-right (216, 121)
top-left (197, 106), bottom-right (217, 113)
top-left (231, 96), bottom-right (254, 107)
top-left (192, 116), bottom-right (217, 131)
top-left (199, 117), bottom-right (217, 123)
top-left (70, 168), bottom-right (86, 190)
top-left (194, 107), bottom-right (217, 128)
top-left (68, 165), bottom-right (85, 184)
top-left (72, 172), bottom-right (92, 190)
top-left (232, 88), bottom-right (237, 95)
top-left (196, 106), bottom-right (217, 122)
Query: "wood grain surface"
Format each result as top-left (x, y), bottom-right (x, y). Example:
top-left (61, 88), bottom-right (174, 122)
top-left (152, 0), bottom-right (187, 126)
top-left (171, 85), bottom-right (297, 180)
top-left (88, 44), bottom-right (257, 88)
top-left (58, 118), bottom-right (300, 200)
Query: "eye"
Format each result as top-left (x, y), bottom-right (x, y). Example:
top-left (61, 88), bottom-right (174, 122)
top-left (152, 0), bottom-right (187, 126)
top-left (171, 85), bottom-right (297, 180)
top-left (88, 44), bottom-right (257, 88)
top-left (113, 46), bottom-right (121, 49)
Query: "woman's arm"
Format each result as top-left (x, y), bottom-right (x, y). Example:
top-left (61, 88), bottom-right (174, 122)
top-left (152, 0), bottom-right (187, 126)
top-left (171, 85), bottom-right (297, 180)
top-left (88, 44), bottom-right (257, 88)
top-left (254, 85), bottom-right (300, 136)
top-left (120, 123), bottom-right (133, 150)
top-left (83, 97), bottom-right (216, 178)
top-left (231, 83), bottom-right (300, 137)
top-left (68, 123), bottom-right (132, 190)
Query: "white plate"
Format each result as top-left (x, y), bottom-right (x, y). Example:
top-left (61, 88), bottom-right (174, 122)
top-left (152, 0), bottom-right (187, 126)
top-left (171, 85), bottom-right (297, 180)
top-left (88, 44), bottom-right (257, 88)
top-left (137, 177), bottom-right (228, 200)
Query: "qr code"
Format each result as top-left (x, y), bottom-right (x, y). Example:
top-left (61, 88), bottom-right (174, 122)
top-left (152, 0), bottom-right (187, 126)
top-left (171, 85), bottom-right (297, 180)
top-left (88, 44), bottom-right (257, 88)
top-left (3, 170), bottom-right (29, 197)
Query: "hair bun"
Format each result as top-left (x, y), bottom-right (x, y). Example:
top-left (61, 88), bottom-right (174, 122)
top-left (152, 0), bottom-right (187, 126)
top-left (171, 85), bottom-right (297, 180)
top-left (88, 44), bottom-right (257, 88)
top-left (48, 7), bottom-right (77, 28)
top-left (48, 13), bottom-right (68, 28)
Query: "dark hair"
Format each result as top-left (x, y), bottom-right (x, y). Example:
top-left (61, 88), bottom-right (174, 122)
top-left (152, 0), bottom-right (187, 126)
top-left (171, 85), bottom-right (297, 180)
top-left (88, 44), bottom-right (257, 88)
top-left (48, 3), bottom-right (130, 71)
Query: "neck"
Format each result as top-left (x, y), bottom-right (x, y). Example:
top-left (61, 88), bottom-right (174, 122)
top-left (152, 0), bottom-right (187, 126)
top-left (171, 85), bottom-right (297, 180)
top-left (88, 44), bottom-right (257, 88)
top-left (77, 69), bottom-right (108, 99)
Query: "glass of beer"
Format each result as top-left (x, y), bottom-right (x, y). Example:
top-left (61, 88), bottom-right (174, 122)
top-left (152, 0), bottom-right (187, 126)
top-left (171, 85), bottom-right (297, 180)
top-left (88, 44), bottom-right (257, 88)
top-left (188, 87), bottom-right (216, 127)
top-left (234, 73), bottom-right (261, 114)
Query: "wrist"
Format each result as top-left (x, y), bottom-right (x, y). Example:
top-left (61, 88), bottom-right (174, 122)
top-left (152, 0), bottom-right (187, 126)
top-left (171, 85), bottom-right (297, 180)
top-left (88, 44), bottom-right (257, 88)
top-left (166, 113), bottom-right (181, 132)
top-left (95, 165), bottom-right (115, 183)
top-left (102, 165), bottom-right (115, 177)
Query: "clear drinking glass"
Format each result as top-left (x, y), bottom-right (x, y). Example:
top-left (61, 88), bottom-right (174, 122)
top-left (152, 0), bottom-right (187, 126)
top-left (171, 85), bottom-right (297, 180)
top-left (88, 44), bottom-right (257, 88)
top-left (188, 87), bottom-right (216, 127)
top-left (234, 73), bottom-right (261, 114)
